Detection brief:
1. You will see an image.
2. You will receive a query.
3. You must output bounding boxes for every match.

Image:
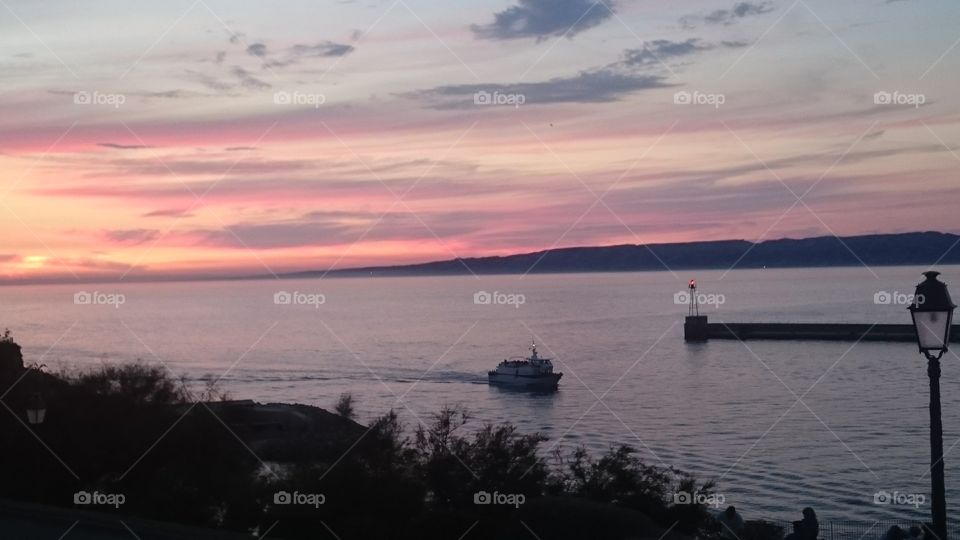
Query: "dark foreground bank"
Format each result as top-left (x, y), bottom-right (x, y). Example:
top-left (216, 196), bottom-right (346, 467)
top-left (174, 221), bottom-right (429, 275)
top-left (0, 329), bottom-right (734, 539)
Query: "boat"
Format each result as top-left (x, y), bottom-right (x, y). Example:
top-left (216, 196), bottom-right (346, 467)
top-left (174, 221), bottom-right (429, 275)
top-left (487, 341), bottom-right (562, 390)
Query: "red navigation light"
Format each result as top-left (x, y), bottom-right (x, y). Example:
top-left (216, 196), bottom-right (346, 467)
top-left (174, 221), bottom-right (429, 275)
top-left (689, 279), bottom-right (696, 289)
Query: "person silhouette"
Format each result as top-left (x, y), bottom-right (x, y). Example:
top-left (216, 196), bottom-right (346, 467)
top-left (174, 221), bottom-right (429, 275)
top-left (883, 525), bottom-right (906, 540)
top-left (717, 505), bottom-right (745, 540)
top-left (785, 507), bottom-right (819, 540)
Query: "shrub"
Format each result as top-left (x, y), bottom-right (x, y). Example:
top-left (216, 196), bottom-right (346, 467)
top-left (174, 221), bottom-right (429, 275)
top-left (334, 393), bottom-right (355, 420)
top-left (69, 363), bottom-right (190, 406)
top-left (555, 444), bottom-right (716, 532)
top-left (0, 333), bottom-right (723, 540)
top-left (0, 328), bottom-right (25, 375)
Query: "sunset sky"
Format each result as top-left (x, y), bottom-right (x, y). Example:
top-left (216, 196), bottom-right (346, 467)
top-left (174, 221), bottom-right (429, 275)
top-left (1, 0), bottom-right (959, 281)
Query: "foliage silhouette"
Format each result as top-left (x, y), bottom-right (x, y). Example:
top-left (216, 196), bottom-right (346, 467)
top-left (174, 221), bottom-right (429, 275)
top-left (0, 335), bottom-right (719, 540)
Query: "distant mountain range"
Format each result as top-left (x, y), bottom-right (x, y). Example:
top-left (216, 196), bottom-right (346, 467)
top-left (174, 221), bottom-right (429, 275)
top-left (285, 231), bottom-right (960, 278)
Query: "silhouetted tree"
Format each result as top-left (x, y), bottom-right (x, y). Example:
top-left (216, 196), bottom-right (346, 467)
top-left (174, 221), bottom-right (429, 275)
top-left (334, 392), bottom-right (355, 420)
top-left (0, 332), bottom-right (724, 540)
top-left (0, 329), bottom-right (25, 375)
top-left (555, 444), bottom-right (716, 532)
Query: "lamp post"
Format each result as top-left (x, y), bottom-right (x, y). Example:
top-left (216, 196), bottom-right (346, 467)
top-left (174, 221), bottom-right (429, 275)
top-left (909, 271), bottom-right (956, 540)
top-left (23, 363), bottom-right (48, 426)
top-left (25, 392), bottom-right (46, 425)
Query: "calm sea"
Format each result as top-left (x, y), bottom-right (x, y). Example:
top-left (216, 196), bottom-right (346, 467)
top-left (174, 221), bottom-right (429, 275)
top-left (2, 265), bottom-right (959, 523)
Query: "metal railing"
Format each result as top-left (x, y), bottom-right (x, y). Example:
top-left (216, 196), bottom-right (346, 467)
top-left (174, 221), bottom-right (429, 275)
top-left (754, 520), bottom-right (960, 540)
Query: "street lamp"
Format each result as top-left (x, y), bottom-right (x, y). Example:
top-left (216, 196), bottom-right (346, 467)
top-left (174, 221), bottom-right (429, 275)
top-left (25, 392), bottom-right (45, 425)
top-left (910, 271), bottom-right (956, 540)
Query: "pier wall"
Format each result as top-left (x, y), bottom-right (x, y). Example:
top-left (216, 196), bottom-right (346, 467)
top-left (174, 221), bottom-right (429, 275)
top-left (685, 316), bottom-right (959, 343)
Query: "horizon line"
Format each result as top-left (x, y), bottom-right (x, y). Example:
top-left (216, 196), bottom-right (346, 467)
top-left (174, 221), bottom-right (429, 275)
top-left (1, 230), bottom-right (956, 287)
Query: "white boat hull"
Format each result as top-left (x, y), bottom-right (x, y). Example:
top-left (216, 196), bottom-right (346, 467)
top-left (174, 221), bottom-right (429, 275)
top-left (488, 372), bottom-right (562, 390)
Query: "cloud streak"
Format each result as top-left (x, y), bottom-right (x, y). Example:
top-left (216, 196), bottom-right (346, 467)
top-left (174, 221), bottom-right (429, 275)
top-left (103, 229), bottom-right (161, 245)
top-left (622, 39), bottom-right (747, 67)
top-left (98, 143), bottom-right (152, 150)
top-left (472, 0), bottom-right (614, 41)
top-left (680, 1), bottom-right (774, 29)
top-left (244, 40), bottom-right (354, 68)
top-left (410, 70), bottom-right (671, 109)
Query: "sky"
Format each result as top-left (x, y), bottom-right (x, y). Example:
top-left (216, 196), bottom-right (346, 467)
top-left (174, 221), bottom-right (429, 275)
top-left (1, 0), bottom-right (959, 282)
